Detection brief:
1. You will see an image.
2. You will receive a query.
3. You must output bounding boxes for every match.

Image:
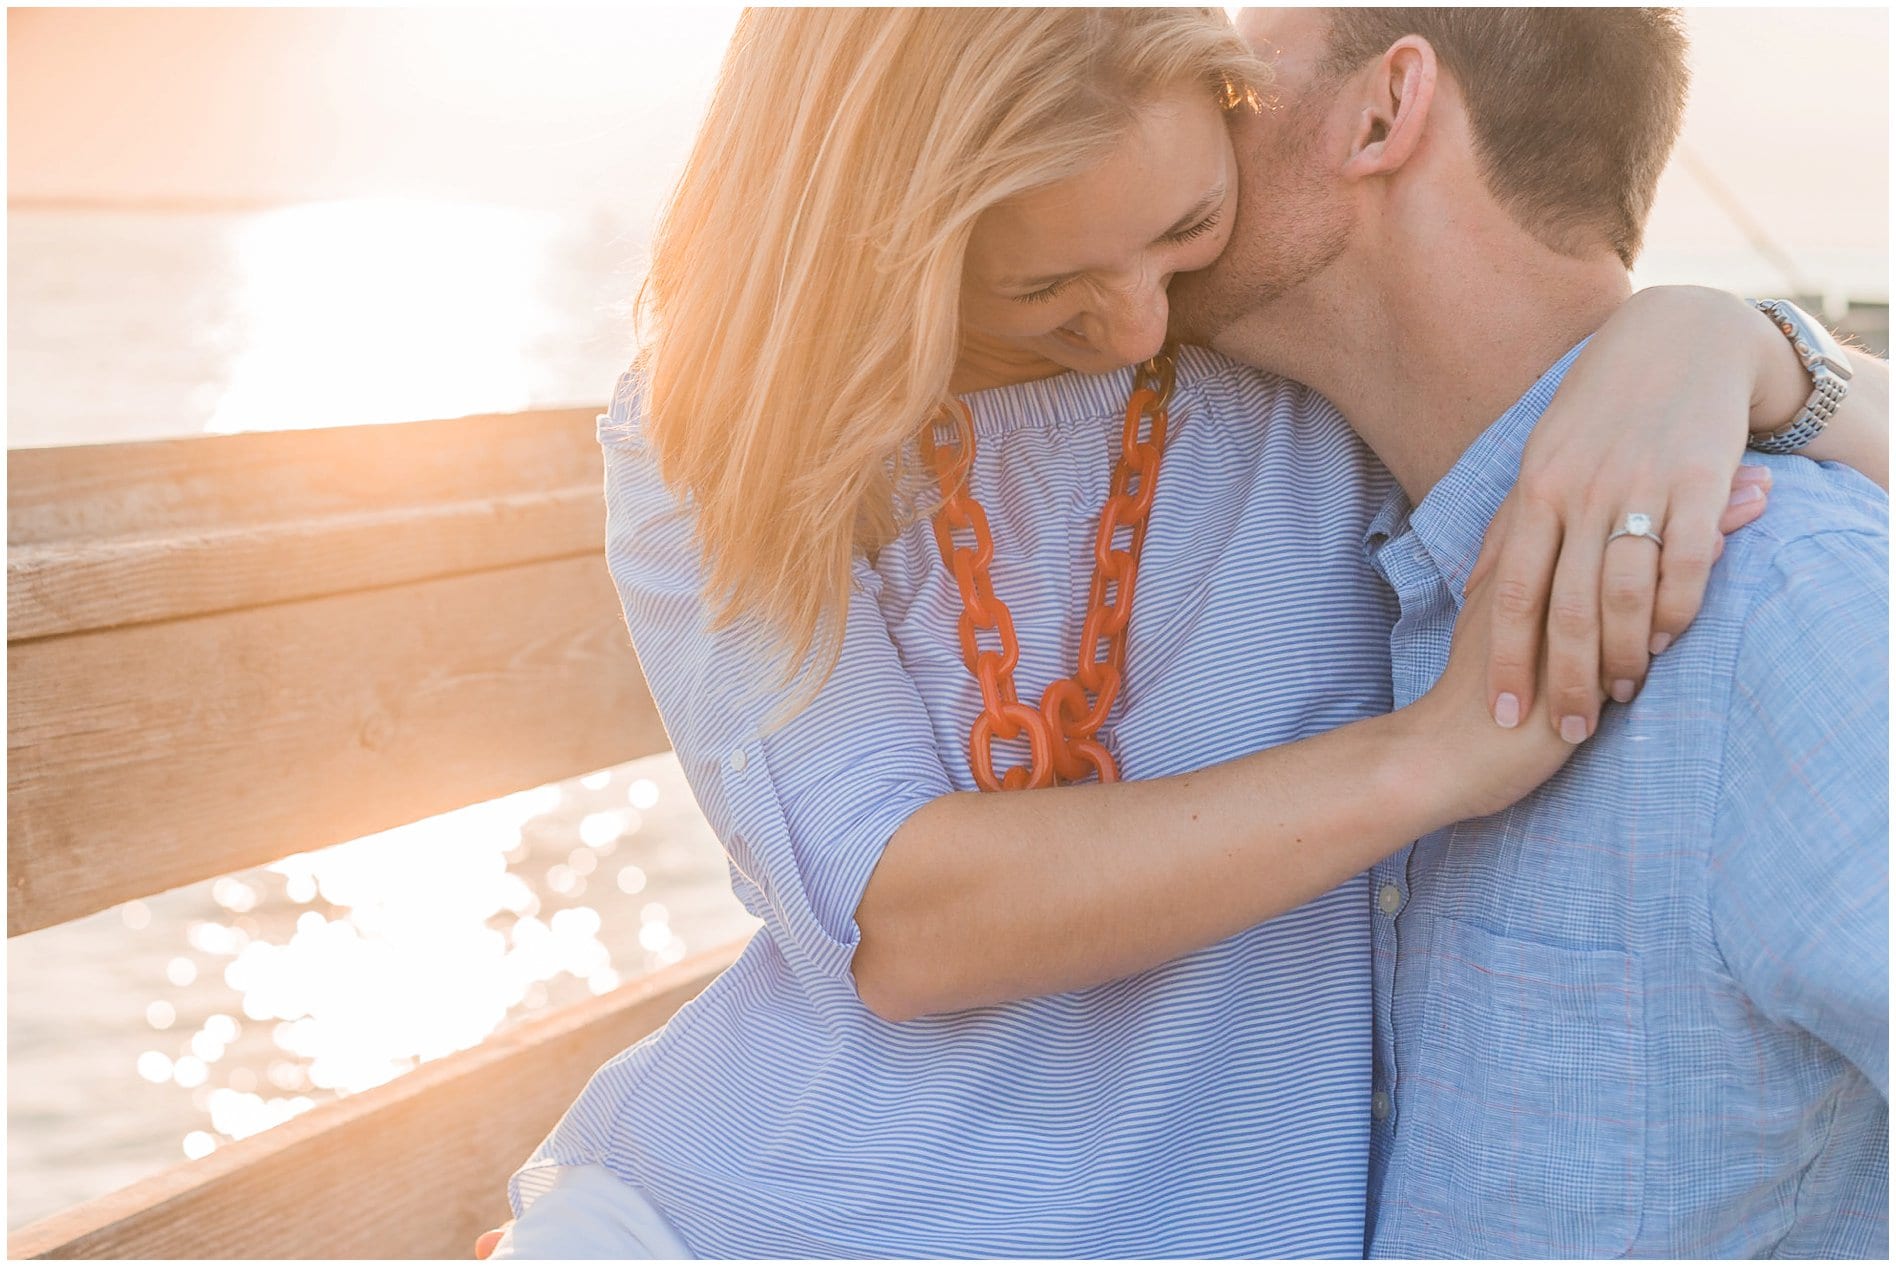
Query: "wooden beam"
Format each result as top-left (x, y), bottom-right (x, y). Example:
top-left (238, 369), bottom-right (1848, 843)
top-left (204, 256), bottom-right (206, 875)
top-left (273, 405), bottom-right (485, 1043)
top-left (9, 488), bottom-right (603, 641)
top-left (8, 408), bottom-right (601, 549)
top-left (8, 554), bottom-right (671, 937)
top-left (8, 409), bottom-right (609, 642)
top-left (8, 942), bottom-right (745, 1260)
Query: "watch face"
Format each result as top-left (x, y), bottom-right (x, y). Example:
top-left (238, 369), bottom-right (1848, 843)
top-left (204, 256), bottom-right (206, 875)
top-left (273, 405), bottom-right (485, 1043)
top-left (1767, 299), bottom-right (1855, 378)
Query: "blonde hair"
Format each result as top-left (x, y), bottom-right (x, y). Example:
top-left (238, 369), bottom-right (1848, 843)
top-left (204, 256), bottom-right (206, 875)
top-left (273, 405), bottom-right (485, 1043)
top-left (639, 7), bottom-right (1266, 707)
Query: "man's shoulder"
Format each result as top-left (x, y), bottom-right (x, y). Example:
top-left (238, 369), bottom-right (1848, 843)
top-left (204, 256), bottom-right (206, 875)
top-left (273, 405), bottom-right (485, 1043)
top-left (1627, 457), bottom-right (1884, 746)
top-left (1699, 454), bottom-right (1886, 623)
top-left (1722, 453), bottom-right (1885, 555)
top-left (1658, 456), bottom-right (1889, 773)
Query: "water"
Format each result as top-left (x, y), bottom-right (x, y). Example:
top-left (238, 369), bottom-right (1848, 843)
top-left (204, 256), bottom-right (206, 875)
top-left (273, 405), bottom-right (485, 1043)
top-left (8, 201), bottom-right (650, 448)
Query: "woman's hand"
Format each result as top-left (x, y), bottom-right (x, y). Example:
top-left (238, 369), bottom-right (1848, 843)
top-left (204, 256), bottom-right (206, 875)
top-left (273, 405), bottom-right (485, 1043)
top-left (1410, 544), bottom-right (1577, 822)
top-left (1477, 285), bottom-right (1791, 745)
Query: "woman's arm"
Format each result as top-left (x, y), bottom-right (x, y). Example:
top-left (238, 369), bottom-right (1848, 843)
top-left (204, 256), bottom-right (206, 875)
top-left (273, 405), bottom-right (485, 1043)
top-left (612, 362), bottom-right (1768, 1023)
top-left (607, 363), bottom-right (1570, 1023)
top-left (852, 557), bottom-right (1572, 1022)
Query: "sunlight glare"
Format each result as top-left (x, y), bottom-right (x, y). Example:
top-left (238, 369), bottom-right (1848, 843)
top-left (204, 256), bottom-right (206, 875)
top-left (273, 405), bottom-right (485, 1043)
top-left (204, 198), bottom-right (553, 435)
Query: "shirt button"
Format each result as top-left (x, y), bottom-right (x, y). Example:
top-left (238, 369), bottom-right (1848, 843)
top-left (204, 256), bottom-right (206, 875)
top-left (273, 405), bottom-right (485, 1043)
top-left (729, 747), bottom-right (749, 773)
top-left (1371, 1090), bottom-right (1392, 1121)
top-left (1377, 883), bottom-right (1404, 916)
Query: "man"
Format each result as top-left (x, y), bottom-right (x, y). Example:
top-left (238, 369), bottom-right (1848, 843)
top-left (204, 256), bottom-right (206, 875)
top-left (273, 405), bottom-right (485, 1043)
top-left (1171, 8), bottom-right (1888, 1257)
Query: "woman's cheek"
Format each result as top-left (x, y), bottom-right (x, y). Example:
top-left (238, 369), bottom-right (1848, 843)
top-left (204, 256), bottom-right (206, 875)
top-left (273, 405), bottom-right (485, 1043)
top-left (964, 294), bottom-right (1024, 338)
top-left (965, 300), bottom-right (1065, 343)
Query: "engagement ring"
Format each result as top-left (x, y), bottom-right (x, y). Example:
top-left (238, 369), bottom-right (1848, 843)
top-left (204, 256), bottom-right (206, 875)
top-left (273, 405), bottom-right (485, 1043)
top-left (1606, 511), bottom-right (1664, 548)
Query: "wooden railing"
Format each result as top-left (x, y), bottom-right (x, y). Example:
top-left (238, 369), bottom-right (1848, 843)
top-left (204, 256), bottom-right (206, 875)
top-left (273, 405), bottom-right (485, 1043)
top-left (8, 410), bottom-right (741, 1258)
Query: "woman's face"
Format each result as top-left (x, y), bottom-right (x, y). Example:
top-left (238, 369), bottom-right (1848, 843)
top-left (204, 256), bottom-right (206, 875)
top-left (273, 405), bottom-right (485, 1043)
top-left (959, 85), bottom-right (1238, 384)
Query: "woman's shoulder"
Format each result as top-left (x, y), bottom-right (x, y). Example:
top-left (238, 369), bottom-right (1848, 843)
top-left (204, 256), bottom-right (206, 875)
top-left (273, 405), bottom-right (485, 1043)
top-left (958, 346), bottom-right (1341, 441)
top-left (1172, 344), bottom-right (1343, 426)
top-left (597, 363), bottom-right (649, 447)
top-left (1171, 346), bottom-right (1374, 478)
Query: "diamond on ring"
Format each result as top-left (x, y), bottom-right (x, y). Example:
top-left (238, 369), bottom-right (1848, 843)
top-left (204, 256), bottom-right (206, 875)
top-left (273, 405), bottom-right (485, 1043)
top-left (1606, 512), bottom-right (1663, 549)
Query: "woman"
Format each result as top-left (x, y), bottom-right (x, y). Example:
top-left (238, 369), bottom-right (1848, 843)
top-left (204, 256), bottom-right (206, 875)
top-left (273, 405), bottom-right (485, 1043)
top-left (485, 8), bottom-right (1885, 1257)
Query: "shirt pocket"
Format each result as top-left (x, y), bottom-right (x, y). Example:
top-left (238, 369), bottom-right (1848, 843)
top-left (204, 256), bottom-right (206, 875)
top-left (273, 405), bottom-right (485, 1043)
top-left (1398, 917), bottom-right (1646, 1257)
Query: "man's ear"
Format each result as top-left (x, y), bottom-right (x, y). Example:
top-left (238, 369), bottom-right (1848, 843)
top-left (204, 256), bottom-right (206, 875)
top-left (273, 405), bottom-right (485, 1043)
top-left (1340, 36), bottom-right (1436, 181)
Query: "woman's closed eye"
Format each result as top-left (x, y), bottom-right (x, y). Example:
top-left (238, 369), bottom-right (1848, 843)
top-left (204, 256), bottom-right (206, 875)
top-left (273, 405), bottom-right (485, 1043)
top-left (1159, 209), bottom-right (1222, 245)
top-left (1015, 276), bottom-right (1075, 305)
top-left (1010, 209), bottom-right (1223, 306)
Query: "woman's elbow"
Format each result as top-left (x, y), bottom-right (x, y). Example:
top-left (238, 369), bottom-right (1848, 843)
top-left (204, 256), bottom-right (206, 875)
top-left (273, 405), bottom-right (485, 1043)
top-left (853, 894), bottom-right (995, 1020)
top-left (849, 814), bottom-right (985, 1021)
top-left (850, 926), bottom-right (934, 1023)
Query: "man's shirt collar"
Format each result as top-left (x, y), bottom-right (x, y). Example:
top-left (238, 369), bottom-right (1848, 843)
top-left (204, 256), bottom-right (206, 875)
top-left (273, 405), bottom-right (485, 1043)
top-left (1363, 338), bottom-right (1592, 606)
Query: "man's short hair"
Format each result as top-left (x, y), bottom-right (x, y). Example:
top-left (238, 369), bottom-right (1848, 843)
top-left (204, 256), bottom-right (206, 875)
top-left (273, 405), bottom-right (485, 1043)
top-left (1320, 7), bottom-right (1689, 267)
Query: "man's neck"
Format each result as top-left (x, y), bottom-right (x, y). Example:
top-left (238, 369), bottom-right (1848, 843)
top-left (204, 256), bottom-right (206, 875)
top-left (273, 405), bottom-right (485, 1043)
top-left (1215, 233), bottom-right (1633, 505)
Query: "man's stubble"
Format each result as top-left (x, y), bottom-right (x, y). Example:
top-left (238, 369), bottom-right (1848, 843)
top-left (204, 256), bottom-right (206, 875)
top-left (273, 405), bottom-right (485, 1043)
top-left (1168, 88), bottom-right (1355, 362)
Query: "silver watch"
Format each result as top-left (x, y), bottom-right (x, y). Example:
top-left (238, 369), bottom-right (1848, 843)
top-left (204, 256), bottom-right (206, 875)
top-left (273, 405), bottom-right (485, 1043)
top-left (1747, 298), bottom-right (1853, 454)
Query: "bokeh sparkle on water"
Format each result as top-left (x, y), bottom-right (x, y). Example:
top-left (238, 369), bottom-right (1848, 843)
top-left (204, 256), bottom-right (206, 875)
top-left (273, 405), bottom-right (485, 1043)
top-left (6, 754), bottom-right (759, 1229)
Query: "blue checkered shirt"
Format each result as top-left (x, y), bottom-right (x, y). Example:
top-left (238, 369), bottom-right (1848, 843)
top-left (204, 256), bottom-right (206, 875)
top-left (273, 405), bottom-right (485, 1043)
top-left (1363, 344), bottom-right (1890, 1257)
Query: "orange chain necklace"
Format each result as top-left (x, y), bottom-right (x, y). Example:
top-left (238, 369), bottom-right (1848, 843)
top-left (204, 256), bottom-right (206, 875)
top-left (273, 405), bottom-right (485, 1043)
top-left (919, 347), bottom-right (1176, 792)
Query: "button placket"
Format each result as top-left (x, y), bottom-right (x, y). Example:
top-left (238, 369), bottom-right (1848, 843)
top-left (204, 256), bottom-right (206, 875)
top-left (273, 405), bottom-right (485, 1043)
top-left (1369, 847), bottom-right (1416, 1146)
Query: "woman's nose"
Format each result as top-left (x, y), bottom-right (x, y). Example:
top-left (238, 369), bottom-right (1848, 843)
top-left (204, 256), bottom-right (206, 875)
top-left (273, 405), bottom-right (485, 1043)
top-left (1094, 276), bottom-right (1171, 366)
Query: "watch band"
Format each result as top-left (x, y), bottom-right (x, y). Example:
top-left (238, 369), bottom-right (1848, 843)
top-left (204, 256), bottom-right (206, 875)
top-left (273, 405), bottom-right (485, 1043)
top-left (1747, 298), bottom-right (1853, 455)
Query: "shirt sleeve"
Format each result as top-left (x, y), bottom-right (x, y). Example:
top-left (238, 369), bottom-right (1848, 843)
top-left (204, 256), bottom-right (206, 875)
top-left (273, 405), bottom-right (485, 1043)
top-left (598, 369), bottom-right (955, 991)
top-left (1706, 526), bottom-right (1889, 1097)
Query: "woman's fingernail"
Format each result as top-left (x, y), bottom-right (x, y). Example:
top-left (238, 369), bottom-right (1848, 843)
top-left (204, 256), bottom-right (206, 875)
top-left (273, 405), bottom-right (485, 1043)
top-left (1735, 465), bottom-right (1773, 484)
top-left (1649, 632), bottom-right (1672, 656)
top-left (1560, 715), bottom-right (1590, 744)
top-left (1727, 483), bottom-right (1765, 508)
top-left (1493, 693), bottom-right (1520, 728)
top-left (1611, 679), bottom-right (1635, 703)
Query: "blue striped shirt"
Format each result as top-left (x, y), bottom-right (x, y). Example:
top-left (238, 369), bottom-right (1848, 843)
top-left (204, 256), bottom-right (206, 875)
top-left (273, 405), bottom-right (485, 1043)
top-left (1363, 346), bottom-right (1890, 1257)
top-left (508, 347), bottom-right (1399, 1256)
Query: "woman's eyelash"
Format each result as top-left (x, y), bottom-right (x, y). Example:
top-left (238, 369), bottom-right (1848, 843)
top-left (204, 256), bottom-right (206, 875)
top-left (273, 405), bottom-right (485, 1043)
top-left (1016, 278), bottom-right (1071, 304)
top-left (1012, 212), bottom-right (1219, 304)
top-left (1162, 211), bottom-right (1222, 245)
